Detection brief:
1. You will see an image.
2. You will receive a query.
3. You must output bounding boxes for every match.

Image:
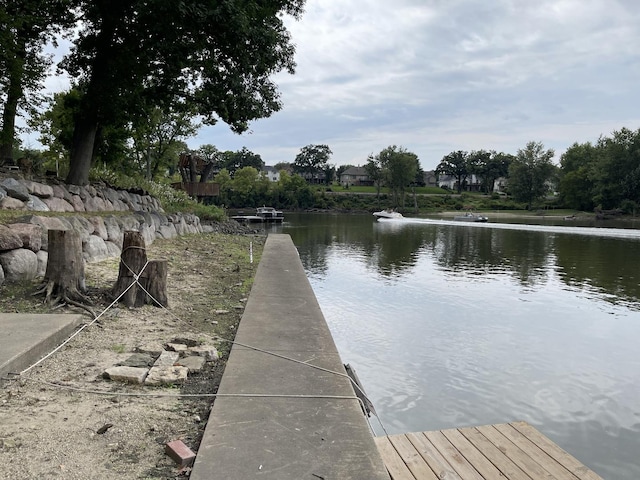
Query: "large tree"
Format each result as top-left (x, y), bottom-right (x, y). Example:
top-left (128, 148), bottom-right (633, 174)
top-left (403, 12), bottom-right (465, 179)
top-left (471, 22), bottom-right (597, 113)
top-left (221, 147), bottom-right (265, 177)
top-left (558, 142), bottom-right (598, 211)
top-left (293, 144), bottom-right (332, 183)
top-left (376, 145), bottom-right (418, 207)
top-left (508, 141), bottom-right (556, 209)
top-left (471, 150), bottom-right (514, 193)
top-left (61, 0), bottom-right (305, 185)
top-left (436, 150), bottom-right (470, 193)
top-left (0, 0), bottom-right (73, 163)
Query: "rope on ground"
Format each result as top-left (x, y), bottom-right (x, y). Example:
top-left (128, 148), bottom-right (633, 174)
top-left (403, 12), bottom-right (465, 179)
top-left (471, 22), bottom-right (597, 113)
top-left (14, 242), bottom-right (391, 436)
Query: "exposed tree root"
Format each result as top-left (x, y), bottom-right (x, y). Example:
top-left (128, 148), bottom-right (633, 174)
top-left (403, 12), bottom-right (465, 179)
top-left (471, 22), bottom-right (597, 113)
top-left (33, 280), bottom-right (96, 319)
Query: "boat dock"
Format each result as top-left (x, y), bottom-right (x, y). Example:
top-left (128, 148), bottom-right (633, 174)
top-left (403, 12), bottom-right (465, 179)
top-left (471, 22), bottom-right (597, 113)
top-left (375, 421), bottom-right (604, 480)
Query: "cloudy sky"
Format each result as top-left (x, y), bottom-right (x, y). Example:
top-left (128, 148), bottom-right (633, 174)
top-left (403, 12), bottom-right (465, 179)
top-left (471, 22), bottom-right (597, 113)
top-left (189, 0), bottom-right (640, 171)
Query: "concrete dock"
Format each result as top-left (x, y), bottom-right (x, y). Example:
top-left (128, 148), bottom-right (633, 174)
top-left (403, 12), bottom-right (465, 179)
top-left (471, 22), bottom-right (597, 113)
top-left (0, 313), bottom-right (84, 383)
top-left (191, 234), bottom-right (390, 479)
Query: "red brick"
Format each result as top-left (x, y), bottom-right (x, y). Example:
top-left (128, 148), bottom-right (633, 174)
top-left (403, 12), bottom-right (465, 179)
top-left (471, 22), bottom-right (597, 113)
top-left (165, 440), bottom-right (196, 467)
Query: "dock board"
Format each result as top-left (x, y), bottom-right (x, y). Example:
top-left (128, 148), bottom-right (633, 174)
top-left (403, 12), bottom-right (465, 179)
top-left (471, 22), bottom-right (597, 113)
top-left (374, 421), bottom-right (604, 480)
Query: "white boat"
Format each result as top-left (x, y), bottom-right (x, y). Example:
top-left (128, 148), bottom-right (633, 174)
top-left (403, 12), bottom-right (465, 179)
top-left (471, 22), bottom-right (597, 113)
top-left (256, 206), bottom-right (284, 222)
top-left (453, 212), bottom-right (489, 222)
top-left (373, 209), bottom-right (404, 220)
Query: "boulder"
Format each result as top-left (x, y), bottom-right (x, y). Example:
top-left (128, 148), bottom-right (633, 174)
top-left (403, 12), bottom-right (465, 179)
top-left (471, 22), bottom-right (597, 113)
top-left (83, 235), bottom-right (109, 263)
top-left (0, 196), bottom-right (26, 210)
top-left (23, 180), bottom-right (54, 198)
top-left (0, 264), bottom-right (4, 286)
top-left (104, 240), bottom-right (121, 258)
top-left (0, 178), bottom-right (30, 201)
top-left (144, 365), bottom-right (188, 386)
top-left (71, 195), bottom-right (85, 212)
top-left (42, 197), bottom-right (75, 212)
top-left (26, 195), bottom-right (49, 212)
top-left (0, 225), bottom-right (23, 251)
top-left (0, 248), bottom-right (38, 282)
top-left (67, 216), bottom-right (94, 242)
top-left (103, 216), bottom-right (124, 245)
top-left (8, 223), bottom-right (42, 252)
top-left (0, 186), bottom-right (6, 200)
top-left (88, 216), bottom-right (109, 240)
top-left (36, 250), bottom-right (47, 277)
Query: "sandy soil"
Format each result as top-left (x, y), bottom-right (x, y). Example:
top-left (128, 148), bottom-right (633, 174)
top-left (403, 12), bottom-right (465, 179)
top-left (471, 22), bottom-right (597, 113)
top-left (0, 231), bottom-right (265, 479)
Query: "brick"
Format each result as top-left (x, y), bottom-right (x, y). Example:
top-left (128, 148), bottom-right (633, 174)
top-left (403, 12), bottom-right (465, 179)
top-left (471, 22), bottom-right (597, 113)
top-left (103, 366), bottom-right (148, 384)
top-left (144, 365), bottom-right (188, 386)
top-left (165, 440), bottom-right (196, 467)
top-left (153, 350), bottom-right (179, 367)
top-left (176, 355), bottom-right (206, 373)
top-left (188, 345), bottom-right (219, 361)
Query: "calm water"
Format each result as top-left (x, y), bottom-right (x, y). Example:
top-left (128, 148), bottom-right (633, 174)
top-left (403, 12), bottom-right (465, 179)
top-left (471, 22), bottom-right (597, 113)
top-left (275, 213), bottom-right (640, 480)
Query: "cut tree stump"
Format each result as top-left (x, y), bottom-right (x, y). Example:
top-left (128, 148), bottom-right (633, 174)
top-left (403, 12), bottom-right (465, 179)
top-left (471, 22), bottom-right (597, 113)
top-left (112, 231), bottom-right (168, 308)
top-left (35, 229), bottom-right (93, 313)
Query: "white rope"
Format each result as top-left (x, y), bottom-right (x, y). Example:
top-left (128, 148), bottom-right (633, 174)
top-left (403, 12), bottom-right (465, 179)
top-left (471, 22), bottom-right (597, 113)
top-left (15, 242), bottom-right (390, 435)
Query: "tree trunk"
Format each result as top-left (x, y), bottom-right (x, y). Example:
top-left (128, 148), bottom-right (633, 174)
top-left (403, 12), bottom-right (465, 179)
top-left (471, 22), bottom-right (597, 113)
top-left (0, 40), bottom-right (26, 165)
top-left (35, 230), bottom-right (90, 308)
top-left (136, 260), bottom-right (168, 307)
top-left (112, 231), bottom-right (168, 308)
top-left (66, 119), bottom-right (98, 186)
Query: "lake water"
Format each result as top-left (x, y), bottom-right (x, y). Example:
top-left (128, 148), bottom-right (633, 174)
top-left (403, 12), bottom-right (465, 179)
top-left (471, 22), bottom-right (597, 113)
top-left (275, 213), bottom-right (640, 480)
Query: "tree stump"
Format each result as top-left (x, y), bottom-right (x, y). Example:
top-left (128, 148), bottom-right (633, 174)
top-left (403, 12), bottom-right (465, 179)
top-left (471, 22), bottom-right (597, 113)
top-left (112, 231), bottom-right (168, 308)
top-left (35, 229), bottom-right (91, 309)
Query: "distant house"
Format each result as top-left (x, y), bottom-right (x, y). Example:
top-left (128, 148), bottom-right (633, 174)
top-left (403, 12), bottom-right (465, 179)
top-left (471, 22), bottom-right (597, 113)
top-left (423, 170), bottom-right (438, 187)
top-left (437, 173), bottom-right (483, 192)
top-left (339, 166), bottom-right (373, 187)
top-left (262, 166), bottom-right (280, 182)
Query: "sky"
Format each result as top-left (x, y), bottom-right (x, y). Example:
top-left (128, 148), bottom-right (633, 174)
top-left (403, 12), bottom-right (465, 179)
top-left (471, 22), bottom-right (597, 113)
top-left (190, 0), bottom-right (640, 171)
top-left (28, 0), bottom-right (640, 172)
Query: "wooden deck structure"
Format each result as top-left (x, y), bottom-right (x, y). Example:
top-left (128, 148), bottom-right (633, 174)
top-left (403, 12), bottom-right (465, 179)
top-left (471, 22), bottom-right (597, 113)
top-left (374, 421), bottom-right (604, 480)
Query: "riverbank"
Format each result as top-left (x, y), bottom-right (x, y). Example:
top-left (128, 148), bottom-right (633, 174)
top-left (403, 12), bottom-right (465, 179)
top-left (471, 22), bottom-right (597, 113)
top-left (0, 232), bottom-right (264, 479)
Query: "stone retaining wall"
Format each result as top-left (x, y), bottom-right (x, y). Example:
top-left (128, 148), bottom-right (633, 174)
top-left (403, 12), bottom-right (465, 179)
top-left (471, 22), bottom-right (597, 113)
top-left (0, 175), bottom-right (207, 286)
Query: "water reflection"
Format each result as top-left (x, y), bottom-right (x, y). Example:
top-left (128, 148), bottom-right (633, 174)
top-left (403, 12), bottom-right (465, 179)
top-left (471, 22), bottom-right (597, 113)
top-left (279, 213), bottom-right (640, 480)
top-left (284, 213), bottom-right (640, 305)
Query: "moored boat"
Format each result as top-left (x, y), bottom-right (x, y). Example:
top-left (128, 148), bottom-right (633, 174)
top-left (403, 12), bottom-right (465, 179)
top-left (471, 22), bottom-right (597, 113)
top-left (256, 206), bottom-right (284, 222)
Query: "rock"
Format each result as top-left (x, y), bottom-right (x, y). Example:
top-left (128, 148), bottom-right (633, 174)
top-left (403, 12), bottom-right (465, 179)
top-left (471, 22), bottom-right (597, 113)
top-left (71, 194), bottom-right (85, 212)
top-left (68, 216), bottom-right (94, 240)
top-left (26, 195), bottom-right (50, 211)
top-left (0, 248), bottom-right (38, 282)
top-left (136, 342), bottom-right (165, 356)
top-left (166, 343), bottom-right (189, 353)
top-left (0, 196), bottom-right (26, 210)
top-left (188, 345), bottom-right (219, 361)
top-left (157, 224), bottom-right (177, 239)
top-left (0, 186), bottom-right (6, 200)
top-left (23, 180), bottom-right (54, 198)
top-left (103, 366), bottom-right (149, 384)
top-left (36, 250), bottom-right (47, 277)
top-left (118, 353), bottom-right (156, 368)
top-left (0, 264), bottom-right (4, 286)
top-left (103, 216), bottom-right (124, 245)
top-left (51, 184), bottom-right (71, 201)
top-left (154, 351), bottom-right (180, 367)
top-left (171, 337), bottom-right (199, 347)
top-left (8, 223), bottom-right (42, 252)
top-left (83, 235), bottom-right (110, 263)
top-left (144, 366), bottom-right (189, 386)
top-left (42, 197), bottom-right (74, 212)
top-left (104, 241), bottom-right (121, 258)
top-left (0, 225), bottom-right (23, 251)
top-left (176, 355), bottom-right (206, 373)
top-left (1, 178), bottom-right (30, 201)
top-left (88, 216), bottom-right (109, 240)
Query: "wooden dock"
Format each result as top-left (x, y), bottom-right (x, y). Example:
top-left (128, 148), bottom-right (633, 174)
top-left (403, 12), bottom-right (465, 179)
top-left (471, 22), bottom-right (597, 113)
top-left (374, 421), bottom-right (604, 480)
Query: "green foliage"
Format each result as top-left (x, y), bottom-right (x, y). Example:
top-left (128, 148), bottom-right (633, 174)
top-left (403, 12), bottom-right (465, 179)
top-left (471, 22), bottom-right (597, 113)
top-left (436, 150), bottom-right (470, 193)
top-left (373, 145), bottom-right (419, 207)
top-left (293, 144), bottom-right (333, 183)
top-left (508, 141), bottom-right (556, 209)
top-left (61, 0), bottom-right (306, 186)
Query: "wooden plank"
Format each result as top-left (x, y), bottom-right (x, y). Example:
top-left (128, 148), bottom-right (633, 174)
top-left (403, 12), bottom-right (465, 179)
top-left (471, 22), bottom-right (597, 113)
top-left (406, 432), bottom-right (466, 480)
top-left (438, 428), bottom-right (506, 479)
top-left (494, 424), bottom-right (581, 480)
top-left (510, 422), bottom-right (604, 480)
top-left (458, 426), bottom-right (532, 480)
top-left (426, 429), bottom-right (493, 479)
top-left (476, 424), bottom-right (555, 480)
top-left (375, 435), bottom-right (416, 480)
top-left (387, 434), bottom-right (440, 480)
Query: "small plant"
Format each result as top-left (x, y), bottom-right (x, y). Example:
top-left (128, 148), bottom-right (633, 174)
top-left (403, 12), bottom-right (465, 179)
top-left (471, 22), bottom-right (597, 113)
top-left (111, 344), bottom-right (127, 354)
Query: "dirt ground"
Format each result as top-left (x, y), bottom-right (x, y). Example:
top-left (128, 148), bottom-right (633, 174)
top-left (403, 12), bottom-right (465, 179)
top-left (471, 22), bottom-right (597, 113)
top-left (0, 230), bottom-right (265, 479)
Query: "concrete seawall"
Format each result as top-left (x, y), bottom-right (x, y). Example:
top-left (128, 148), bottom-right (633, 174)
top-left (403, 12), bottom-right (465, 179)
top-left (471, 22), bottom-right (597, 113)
top-left (191, 234), bottom-right (389, 479)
